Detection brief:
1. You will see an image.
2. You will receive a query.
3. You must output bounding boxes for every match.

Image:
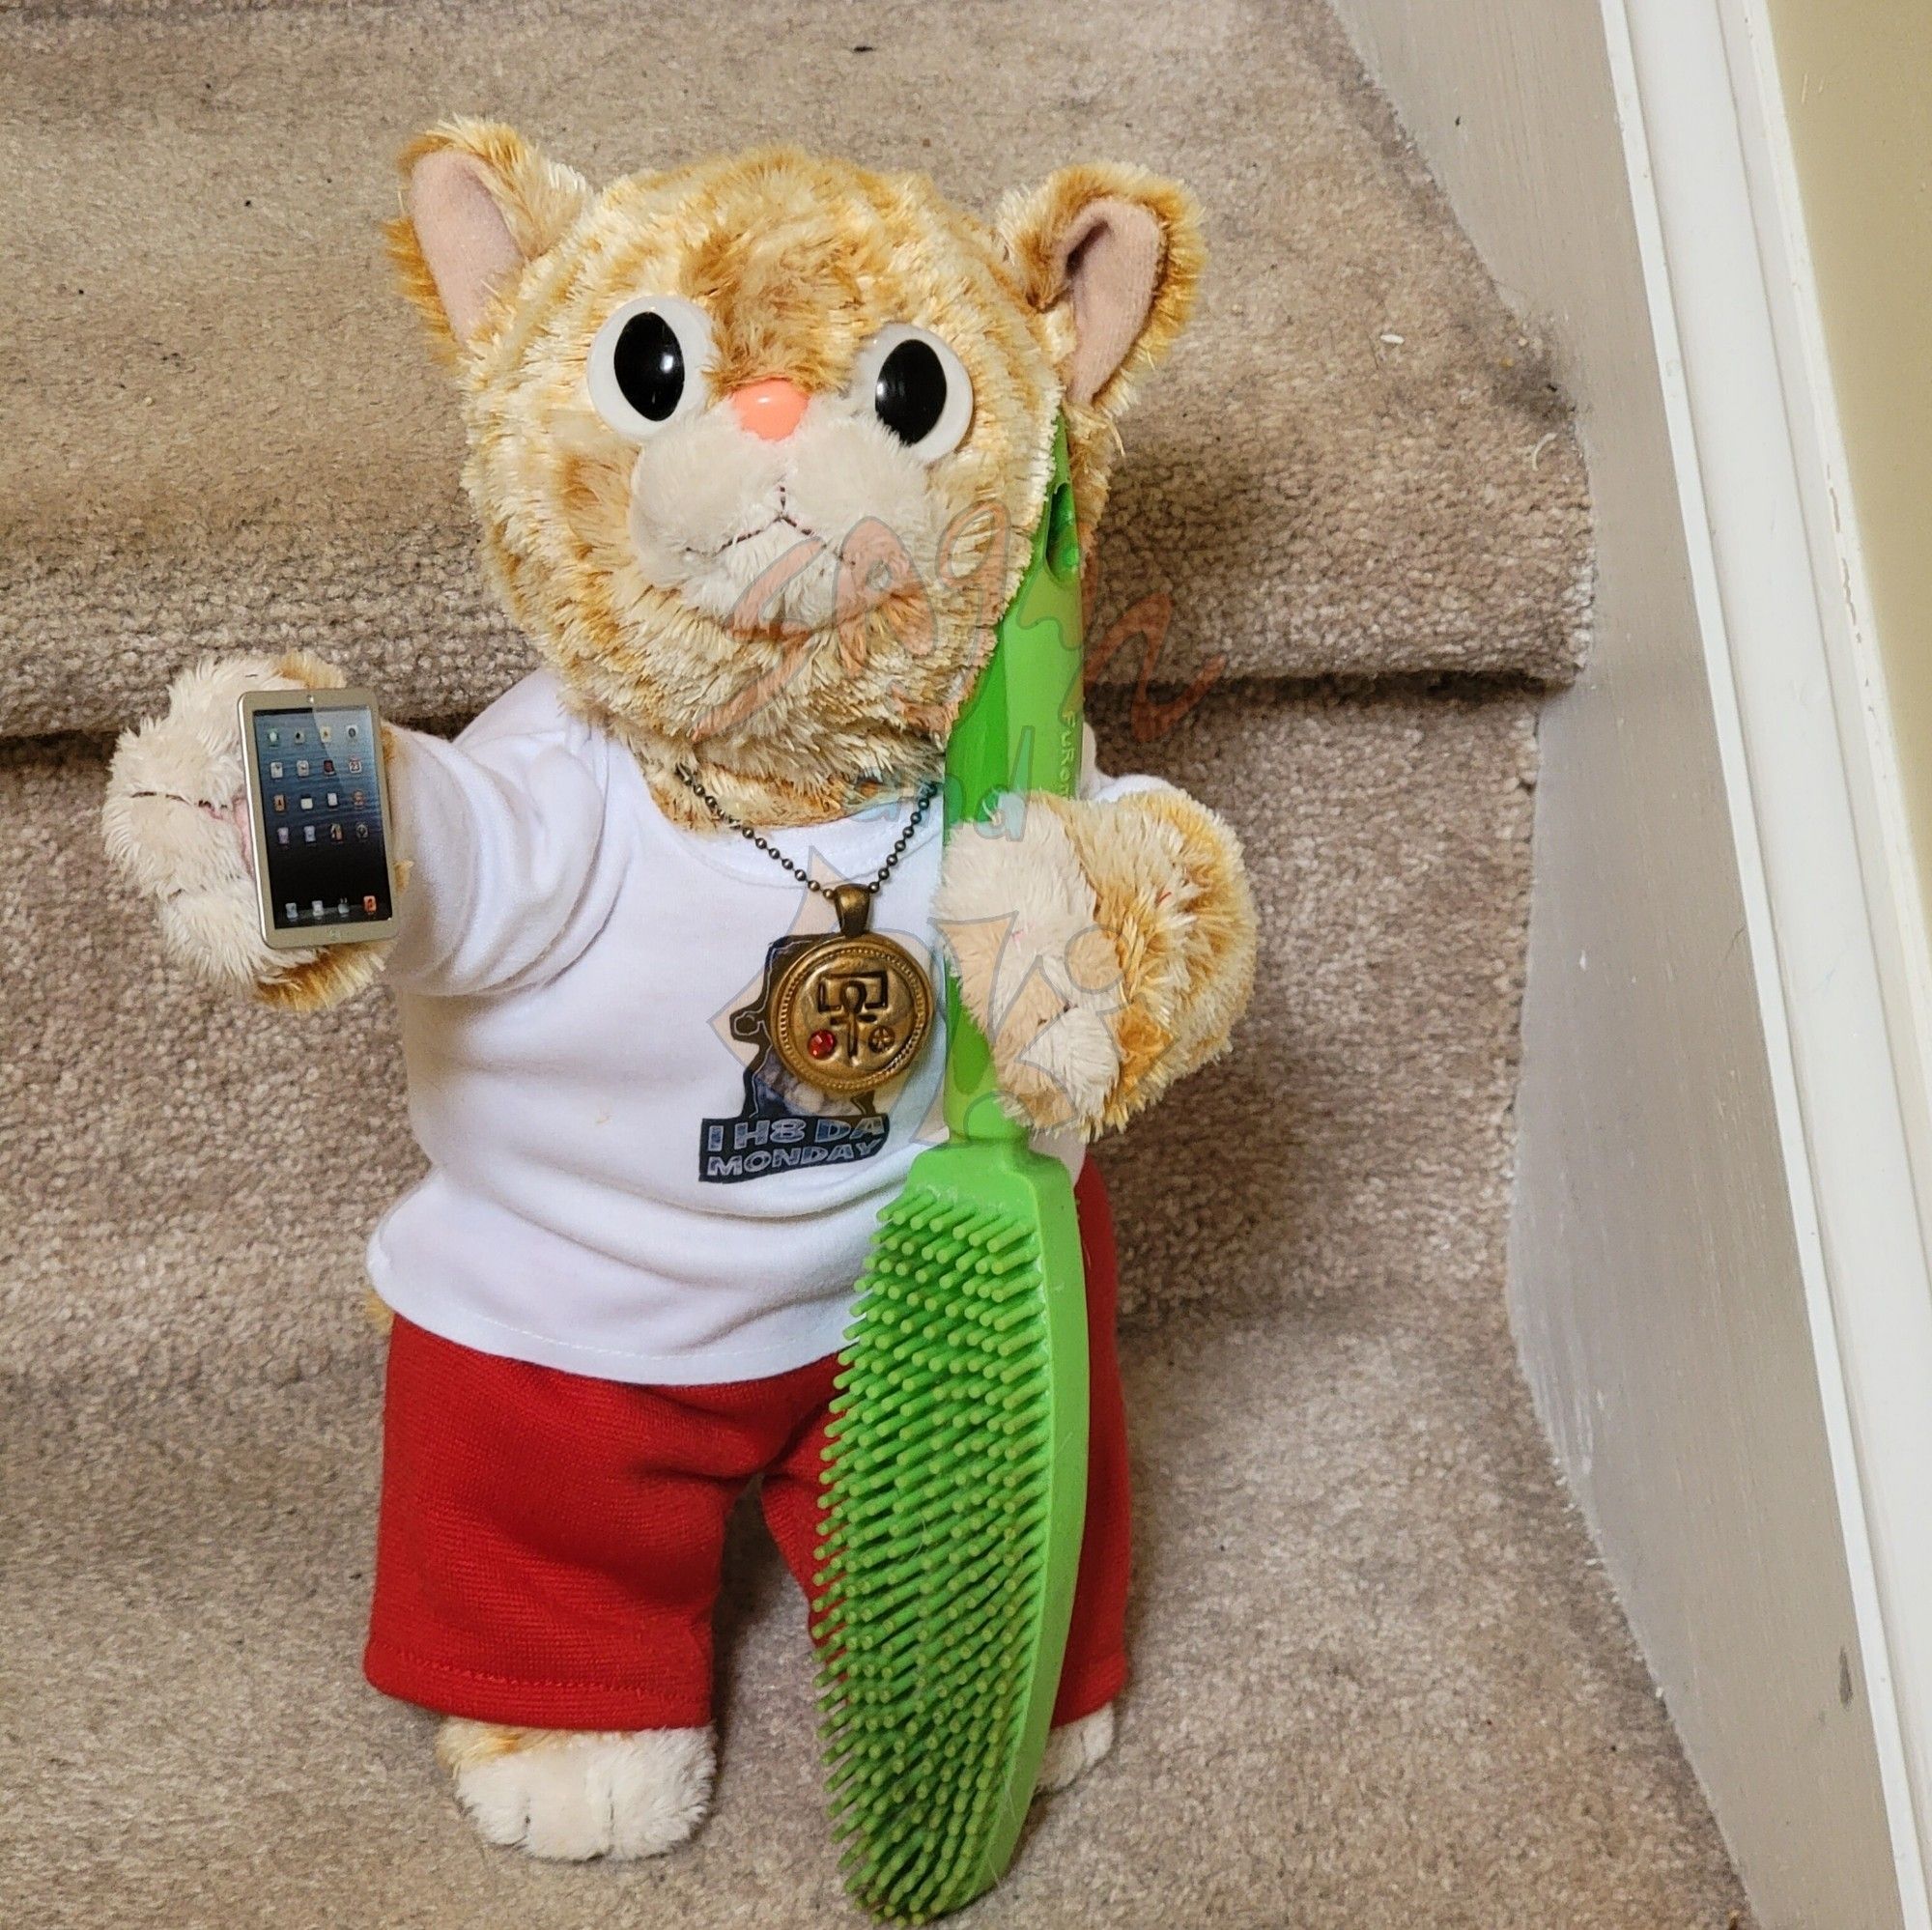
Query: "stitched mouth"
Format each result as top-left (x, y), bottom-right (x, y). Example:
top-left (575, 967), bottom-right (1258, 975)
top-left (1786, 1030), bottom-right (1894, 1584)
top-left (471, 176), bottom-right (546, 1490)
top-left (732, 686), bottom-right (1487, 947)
top-left (696, 483), bottom-right (825, 563)
top-left (710, 508), bottom-right (817, 557)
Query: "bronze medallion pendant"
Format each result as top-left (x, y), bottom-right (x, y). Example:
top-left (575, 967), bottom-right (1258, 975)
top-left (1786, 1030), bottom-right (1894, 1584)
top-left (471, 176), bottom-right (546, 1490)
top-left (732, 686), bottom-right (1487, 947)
top-left (766, 883), bottom-right (934, 1098)
top-left (677, 770), bottom-right (940, 1104)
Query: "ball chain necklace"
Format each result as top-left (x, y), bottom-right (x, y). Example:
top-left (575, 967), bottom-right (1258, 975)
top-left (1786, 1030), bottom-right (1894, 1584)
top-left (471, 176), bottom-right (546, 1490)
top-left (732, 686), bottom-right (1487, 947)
top-left (676, 767), bottom-right (939, 1101)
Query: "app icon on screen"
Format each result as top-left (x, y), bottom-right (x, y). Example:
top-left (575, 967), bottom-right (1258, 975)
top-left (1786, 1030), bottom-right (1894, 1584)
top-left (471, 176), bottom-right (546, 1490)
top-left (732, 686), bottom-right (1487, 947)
top-left (304, 826), bottom-right (316, 843)
top-left (276, 828), bottom-right (290, 846)
top-left (296, 760), bottom-right (309, 777)
top-left (311, 899), bottom-right (324, 916)
top-left (284, 901), bottom-right (297, 920)
top-left (323, 760), bottom-right (335, 776)
top-left (363, 895), bottom-right (379, 914)
top-left (300, 797), bottom-right (313, 810)
top-left (330, 824), bottom-right (344, 842)
top-left (319, 726), bottom-right (331, 743)
top-left (355, 823), bottom-right (369, 839)
top-left (268, 730), bottom-right (280, 746)
top-left (347, 724), bottom-right (359, 740)
top-left (269, 762), bottom-right (282, 780)
top-left (326, 791), bottom-right (338, 807)
top-left (272, 795), bottom-right (285, 812)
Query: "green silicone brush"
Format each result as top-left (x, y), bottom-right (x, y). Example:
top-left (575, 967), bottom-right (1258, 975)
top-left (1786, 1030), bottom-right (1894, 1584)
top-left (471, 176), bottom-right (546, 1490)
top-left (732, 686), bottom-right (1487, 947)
top-left (812, 422), bottom-right (1091, 1923)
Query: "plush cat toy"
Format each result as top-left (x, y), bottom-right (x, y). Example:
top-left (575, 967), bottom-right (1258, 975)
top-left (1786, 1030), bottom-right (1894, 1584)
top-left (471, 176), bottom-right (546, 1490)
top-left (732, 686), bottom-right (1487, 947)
top-left (102, 125), bottom-right (1257, 1864)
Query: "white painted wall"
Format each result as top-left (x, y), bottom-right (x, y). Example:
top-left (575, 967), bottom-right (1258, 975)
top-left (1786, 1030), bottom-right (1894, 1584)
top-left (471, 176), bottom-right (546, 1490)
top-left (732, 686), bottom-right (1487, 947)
top-left (1324, 1), bottom-right (1913, 1923)
top-left (1762, 0), bottom-right (1932, 921)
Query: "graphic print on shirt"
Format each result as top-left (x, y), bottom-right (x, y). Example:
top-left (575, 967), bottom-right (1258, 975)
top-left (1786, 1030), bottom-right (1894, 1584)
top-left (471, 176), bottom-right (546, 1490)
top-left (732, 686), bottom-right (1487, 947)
top-left (699, 890), bottom-right (941, 1186)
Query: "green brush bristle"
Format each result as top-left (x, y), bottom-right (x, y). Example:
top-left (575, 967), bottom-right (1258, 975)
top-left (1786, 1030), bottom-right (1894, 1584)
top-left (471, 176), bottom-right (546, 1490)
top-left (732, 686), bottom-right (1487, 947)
top-left (812, 1180), bottom-right (1063, 1924)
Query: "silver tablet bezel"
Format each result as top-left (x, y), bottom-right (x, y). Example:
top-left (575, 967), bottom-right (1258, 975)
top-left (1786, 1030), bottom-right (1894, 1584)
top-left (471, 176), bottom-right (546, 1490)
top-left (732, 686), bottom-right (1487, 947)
top-left (239, 687), bottom-right (401, 950)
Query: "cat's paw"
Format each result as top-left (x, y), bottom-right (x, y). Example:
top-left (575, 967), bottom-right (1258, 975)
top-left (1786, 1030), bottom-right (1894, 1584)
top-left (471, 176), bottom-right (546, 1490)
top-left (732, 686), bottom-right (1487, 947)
top-left (932, 792), bottom-right (1124, 1134)
top-left (103, 654), bottom-right (321, 987)
top-left (436, 1719), bottom-right (715, 1861)
top-left (1035, 1702), bottom-right (1116, 1798)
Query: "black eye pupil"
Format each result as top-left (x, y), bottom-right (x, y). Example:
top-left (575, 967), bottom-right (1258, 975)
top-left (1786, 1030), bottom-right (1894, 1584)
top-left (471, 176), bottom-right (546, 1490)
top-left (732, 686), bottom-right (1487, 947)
top-left (873, 339), bottom-right (949, 446)
top-left (611, 311), bottom-right (686, 421)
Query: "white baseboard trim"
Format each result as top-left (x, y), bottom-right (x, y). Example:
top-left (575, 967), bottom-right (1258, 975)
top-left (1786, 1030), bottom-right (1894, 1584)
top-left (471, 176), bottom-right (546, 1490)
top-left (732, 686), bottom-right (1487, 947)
top-left (1326, 0), bottom-right (1932, 1917)
top-left (1605, 0), bottom-right (1932, 1911)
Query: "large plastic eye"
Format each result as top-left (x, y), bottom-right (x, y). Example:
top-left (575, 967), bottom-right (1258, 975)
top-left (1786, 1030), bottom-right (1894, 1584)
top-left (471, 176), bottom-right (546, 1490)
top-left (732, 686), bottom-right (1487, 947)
top-left (849, 325), bottom-right (974, 461)
top-left (587, 297), bottom-right (716, 440)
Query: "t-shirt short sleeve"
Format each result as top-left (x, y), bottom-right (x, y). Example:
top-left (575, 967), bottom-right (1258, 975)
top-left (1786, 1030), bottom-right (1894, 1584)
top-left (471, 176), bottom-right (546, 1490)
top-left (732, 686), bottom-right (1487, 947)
top-left (384, 676), bottom-right (613, 999)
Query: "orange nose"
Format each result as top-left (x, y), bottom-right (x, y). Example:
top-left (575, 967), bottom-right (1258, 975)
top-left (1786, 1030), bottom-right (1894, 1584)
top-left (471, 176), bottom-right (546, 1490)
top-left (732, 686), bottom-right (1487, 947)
top-left (729, 378), bottom-right (810, 441)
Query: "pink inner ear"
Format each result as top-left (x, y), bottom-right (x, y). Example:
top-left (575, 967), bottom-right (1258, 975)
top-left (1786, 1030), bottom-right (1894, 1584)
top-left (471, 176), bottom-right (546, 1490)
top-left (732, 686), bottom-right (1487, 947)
top-left (407, 150), bottom-right (525, 345)
top-left (1054, 197), bottom-right (1163, 405)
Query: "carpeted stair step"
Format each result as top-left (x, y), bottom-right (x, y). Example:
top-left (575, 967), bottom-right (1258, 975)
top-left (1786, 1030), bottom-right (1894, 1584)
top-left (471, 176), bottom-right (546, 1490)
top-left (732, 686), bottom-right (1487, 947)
top-left (0, 0), bottom-right (1588, 739)
top-left (0, 1305), bottom-right (1746, 1930)
top-left (2, 683), bottom-right (1531, 1385)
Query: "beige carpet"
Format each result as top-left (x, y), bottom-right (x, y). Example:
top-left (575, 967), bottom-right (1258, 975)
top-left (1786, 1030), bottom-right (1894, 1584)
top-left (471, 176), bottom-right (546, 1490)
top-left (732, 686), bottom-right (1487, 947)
top-left (4, 1313), bottom-right (1746, 1930)
top-left (2, 690), bottom-right (1748, 1928)
top-left (2, 686), bottom-right (1536, 1385)
top-left (0, 0), bottom-right (1589, 736)
top-left (1, 0), bottom-right (1747, 1923)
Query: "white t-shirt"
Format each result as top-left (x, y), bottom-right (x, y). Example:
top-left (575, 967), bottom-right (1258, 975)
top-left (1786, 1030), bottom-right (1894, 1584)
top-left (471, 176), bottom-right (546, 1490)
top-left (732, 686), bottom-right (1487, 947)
top-left (366, 672), bottom-right (1146, 1386)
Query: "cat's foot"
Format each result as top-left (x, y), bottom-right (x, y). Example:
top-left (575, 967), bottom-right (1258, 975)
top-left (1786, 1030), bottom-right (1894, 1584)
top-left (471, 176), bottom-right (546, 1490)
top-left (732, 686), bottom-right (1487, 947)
top-left (436, 1718), bottom-right (715, 1860)
top-left (1034, 1701), bottom-right (1116, 1798)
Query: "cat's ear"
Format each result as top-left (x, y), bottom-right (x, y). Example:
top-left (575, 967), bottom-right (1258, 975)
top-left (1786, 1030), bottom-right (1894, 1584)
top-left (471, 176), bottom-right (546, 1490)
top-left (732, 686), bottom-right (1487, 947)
top-left (386, 120), bottom-right (592, 355)
top-left (997, 165), bottom-right (1203, 415)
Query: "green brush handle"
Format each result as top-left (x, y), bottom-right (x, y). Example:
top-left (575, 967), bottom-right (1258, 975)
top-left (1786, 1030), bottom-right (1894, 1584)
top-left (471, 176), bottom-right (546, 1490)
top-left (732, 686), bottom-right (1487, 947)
top-left (943, 421), bottom-right (1085, 1143)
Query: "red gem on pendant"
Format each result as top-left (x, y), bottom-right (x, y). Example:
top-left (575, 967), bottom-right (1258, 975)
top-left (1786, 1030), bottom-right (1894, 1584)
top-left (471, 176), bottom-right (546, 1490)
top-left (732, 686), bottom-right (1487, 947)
top-left (807, 1029), bottom-right (838, 1061)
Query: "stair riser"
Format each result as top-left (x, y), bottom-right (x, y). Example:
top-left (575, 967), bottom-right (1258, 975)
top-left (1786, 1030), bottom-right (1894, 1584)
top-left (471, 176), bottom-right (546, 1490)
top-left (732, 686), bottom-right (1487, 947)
top-left (0, 684), bottom-right (1535, 1388)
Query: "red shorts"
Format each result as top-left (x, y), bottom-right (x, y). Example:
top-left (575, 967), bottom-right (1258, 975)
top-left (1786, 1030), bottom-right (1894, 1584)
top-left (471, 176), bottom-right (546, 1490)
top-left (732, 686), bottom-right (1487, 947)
top-left (364, 1161), bottom-right (1131, 1732)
